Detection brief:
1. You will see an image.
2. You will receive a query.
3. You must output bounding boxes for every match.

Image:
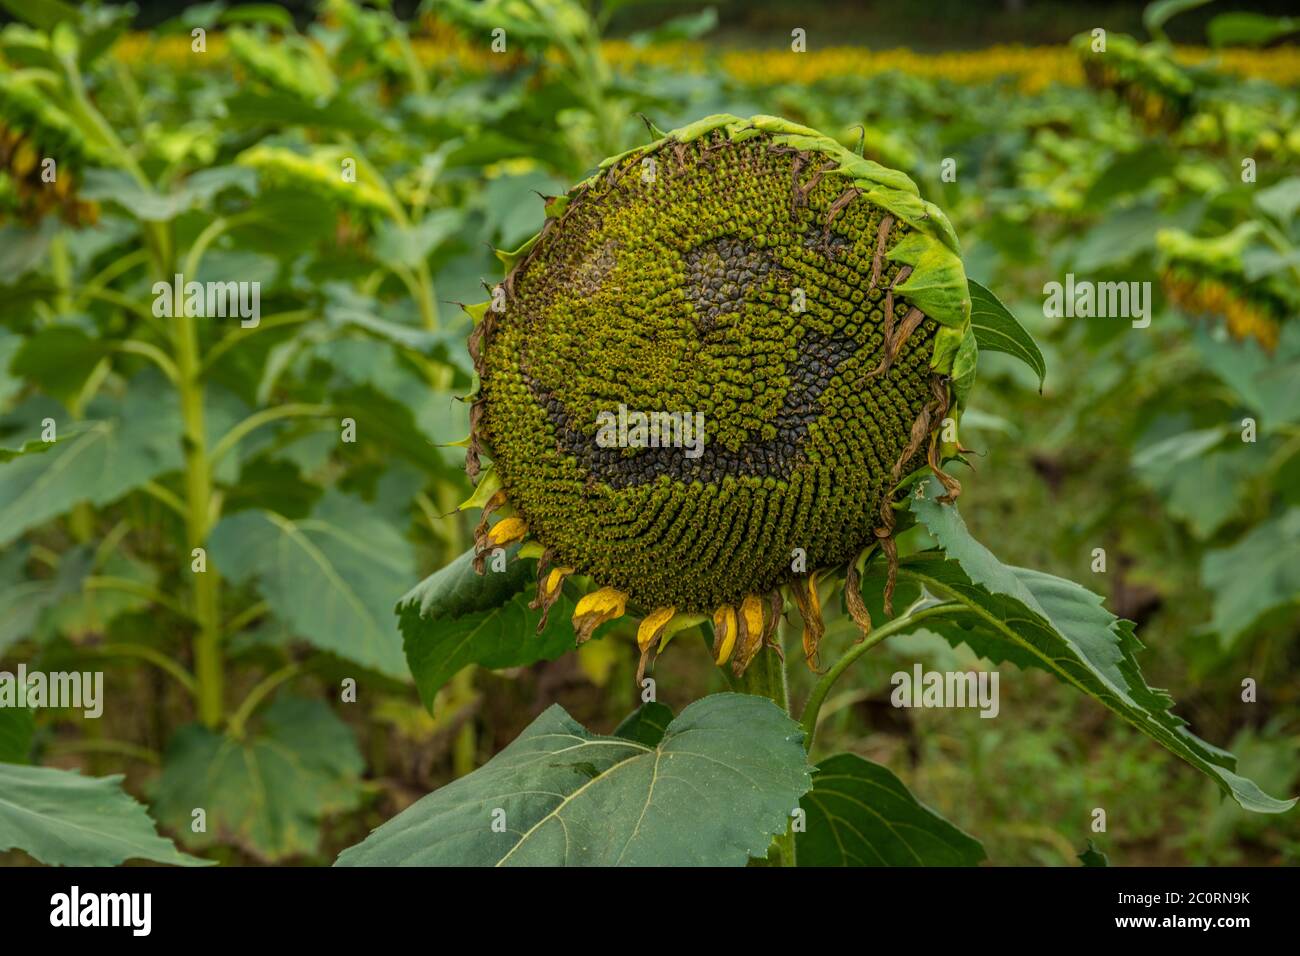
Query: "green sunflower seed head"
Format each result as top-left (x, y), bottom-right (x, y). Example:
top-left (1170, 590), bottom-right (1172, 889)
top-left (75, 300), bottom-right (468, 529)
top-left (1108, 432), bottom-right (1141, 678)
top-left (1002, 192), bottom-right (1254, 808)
top-left (469, 114), bottom-right (973, 612)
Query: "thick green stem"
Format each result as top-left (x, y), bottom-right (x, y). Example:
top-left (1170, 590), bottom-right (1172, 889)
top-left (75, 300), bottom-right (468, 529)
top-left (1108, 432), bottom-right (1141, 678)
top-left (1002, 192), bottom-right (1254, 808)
top-left (734, 644), bottom-right (789, 712)
top-left (173, 307), bottom-right (223, 728)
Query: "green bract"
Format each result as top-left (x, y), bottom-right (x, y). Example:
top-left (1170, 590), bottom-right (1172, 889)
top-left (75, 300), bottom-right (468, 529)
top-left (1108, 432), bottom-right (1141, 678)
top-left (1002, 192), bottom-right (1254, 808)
top-left (468, 114), bottom-right (973, 613)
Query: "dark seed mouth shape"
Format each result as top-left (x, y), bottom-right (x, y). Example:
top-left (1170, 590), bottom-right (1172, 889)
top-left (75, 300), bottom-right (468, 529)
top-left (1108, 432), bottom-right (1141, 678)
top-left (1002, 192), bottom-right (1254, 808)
top-left (525, 330), bottom-right (861, 489)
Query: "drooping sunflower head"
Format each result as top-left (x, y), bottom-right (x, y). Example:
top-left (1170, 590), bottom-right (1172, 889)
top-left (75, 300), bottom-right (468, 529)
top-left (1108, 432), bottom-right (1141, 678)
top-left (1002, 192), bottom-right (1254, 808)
top-left (464, 114), bottom-right (975, 673)
top-left (0, 74), bottom-right (99, 226)
top-left (1157, 224), bottom-right (1293, 351)
top-left (1072, 33), bottom-right (1195, 131)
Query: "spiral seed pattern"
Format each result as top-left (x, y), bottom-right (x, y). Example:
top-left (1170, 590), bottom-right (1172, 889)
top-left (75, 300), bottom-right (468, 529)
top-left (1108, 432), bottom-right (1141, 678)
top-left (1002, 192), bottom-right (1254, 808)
top-left (480, 130), bottom-right (939, 610)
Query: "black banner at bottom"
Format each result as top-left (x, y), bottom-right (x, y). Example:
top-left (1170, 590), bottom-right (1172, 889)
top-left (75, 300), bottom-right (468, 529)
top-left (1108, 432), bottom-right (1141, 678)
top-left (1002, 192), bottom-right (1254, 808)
top-left (0, 864), bottom-right (1292, 942)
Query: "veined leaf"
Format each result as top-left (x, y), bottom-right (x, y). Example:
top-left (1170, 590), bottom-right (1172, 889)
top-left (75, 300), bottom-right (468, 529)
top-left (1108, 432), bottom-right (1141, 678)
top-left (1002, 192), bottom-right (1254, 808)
top-left (0, 376), bottom-right (183, 548)
top-left (335, 693), bottom-right (811, 866)
top-left (798, 753), bottom-right (985, 866)
top-left (209, 491), bottom-right (413, 678)
top-left (1131, 426), bottom-right (1271, 539)
top-left (153, 697), bottom-right (363, 863)
top-left (967, 279), bottom-right (1046, 389)
top-left (905, 482), bottom-right (1295, 814)
top-left (0, 763), bottom-right (208, 866)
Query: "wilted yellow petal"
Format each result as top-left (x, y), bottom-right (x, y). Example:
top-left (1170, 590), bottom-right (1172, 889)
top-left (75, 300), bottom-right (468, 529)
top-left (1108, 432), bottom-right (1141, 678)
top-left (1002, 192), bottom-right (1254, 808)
top-left (572, 586), bottom-right (627, 644)
top-left (844, 558), bottom-right (872, 643)
top-left (545, 566), bottom-right (573, 598)
top-left (485, 516), bottom-right (528, 547)
top-left (739, 595), bottom-right (764, 642)
top-left (637, 606), bottom-right (676, 653)
top-left (792, 572), bottom-right (826, 672)
top-left (529, 563), bottom-right (574, 633)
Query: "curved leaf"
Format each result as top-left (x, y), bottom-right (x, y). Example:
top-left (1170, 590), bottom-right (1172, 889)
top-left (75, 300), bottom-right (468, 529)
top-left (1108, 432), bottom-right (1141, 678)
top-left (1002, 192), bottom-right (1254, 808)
top-left (152, 697), bottom-right (363, 862)
top-left (0, 763), bottom-right (207, 866)
top-left (967, 279), bottom-right (1046, 389)
top-left (335, 693), bottom-right (811, 866)
top-left (0, 376), bottom-right (182, 548)
top-left (906, 481), bottom-right (1295, 814)
top-left (209, 491), bottom-right (413, 678)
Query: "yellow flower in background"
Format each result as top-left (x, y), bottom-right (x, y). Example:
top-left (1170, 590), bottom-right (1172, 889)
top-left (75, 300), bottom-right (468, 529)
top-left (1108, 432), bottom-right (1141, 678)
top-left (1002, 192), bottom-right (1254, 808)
top-left (100, 32), bottom-right (1300, 89)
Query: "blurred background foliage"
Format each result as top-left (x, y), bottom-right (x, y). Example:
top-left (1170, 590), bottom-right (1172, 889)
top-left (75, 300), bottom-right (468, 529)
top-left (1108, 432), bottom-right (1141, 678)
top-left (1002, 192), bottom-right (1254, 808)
top-left (0, 0), bottom-right (1297, 865)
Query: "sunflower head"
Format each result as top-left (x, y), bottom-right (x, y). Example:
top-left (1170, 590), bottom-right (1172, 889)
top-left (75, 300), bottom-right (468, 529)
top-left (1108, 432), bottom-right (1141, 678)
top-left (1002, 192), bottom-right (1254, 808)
top-left (0, 74), bottom-right (99, 226)
top-left (1157, 225), bottom-right (1292, 350)
top-left (1072, 33), bottom-right (1195, 132)
top-left (462, 114), bottom-right (975, 674)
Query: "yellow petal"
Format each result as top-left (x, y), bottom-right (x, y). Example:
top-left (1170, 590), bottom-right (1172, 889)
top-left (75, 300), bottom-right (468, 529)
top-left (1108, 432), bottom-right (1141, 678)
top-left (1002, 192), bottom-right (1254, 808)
top-left (529, 564), bottom-right (574, 633)
top-left (739, 595), bottom-right (764, 642)
top-left (572, 586), bottom-right (627, 644)
top-left (545, 566), bottom-right (574, 598)
top-left (485, 516), bottom-right (528, 547)
top-left (637, 606), bottom-right (676, 653)
top-left (712, 605), bottom-right (737, 665)
top-left (731, 595), bottom-right (769, 675)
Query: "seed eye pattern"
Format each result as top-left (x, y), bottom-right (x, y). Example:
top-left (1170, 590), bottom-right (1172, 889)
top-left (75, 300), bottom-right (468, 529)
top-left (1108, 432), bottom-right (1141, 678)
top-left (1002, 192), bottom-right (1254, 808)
top-left (480, 131), bottom-right (940, 611)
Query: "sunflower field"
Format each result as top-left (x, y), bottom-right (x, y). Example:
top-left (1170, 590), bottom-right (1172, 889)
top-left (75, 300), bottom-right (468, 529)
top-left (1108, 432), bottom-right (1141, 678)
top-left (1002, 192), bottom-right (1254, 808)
top-left (1, 0), bottom-right (1298, 873)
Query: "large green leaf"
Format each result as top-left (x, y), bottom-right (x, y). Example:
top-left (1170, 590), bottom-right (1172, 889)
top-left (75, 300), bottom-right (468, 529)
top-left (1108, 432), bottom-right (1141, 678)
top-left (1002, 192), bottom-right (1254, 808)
top-left (0, 763), bottom-right (207, 866)
top-left (209, 491), bottom-right (413, 678)
top-left (1201, 509), bottom-right (1300, 647)
top-left (0, 376), bottom-right (182, 547)
top-left (10, 326), bottom-right (108, 406)
top-left (797, 753), bottom-right (985, 866)
top-left (152, 697), bottom-right (363, 862)
top-left (80, 166), bottom-right (256, 222)
top-left (905, 482), bottom-right (1294, 814)
top-left (398, 546), bottom-right (579, 710)
top-left (1195, 324), bottom-right (1300, 426)
top-left (1131, 426), bottom-right (1270, 539)
top-left (967, 280), bottom-right (1046, 389)
top-left (335, 693), bottom-right (812, 866)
